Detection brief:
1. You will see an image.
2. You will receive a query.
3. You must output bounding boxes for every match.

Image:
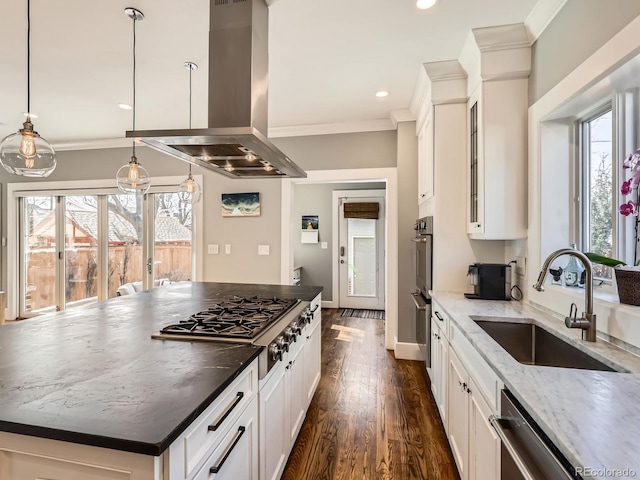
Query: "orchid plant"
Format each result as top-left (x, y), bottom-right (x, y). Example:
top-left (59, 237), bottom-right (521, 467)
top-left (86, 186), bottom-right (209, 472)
top-left (621, 149), bottom-right (640, 266)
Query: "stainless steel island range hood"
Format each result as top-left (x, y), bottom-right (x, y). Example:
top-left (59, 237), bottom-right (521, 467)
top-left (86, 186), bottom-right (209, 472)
top-left (126, 0), bottom-right (306, 179)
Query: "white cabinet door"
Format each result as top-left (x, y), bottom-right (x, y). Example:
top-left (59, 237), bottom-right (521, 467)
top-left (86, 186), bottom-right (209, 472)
top-left (447, 348), bottom-right (469, 480)
top-left (303, 316), bottom-right (322, 407)
top-left (437, 329), bottom-right (448, 429)
top-left (418, 114), bottom-right (435, 204)
top-left (287, 340), bottom-right (306, 444)
top-left (259, 362), bottom-right (288, 480)
top-left (430, 318), bottom-right (440, 398)
top-left (468, 377), bottom-right (500, 480)
top-left (193, 396), bottom-right (259, 480)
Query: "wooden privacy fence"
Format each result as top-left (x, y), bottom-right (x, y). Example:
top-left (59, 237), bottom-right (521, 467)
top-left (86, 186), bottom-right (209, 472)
top-left (26, 244), bottom-right (192, 311)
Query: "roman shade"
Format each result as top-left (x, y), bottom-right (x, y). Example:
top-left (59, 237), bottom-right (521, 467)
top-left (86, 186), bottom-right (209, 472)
top-left (343, 202), bottom-right (379, 219)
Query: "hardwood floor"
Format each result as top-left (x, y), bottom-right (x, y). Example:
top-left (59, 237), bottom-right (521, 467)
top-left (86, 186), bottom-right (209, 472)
top-left (281, 309), bottom-right (460, 480)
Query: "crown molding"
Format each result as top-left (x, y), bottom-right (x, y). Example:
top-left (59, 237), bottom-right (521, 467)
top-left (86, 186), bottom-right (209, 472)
top-left (472, 23), bottom-right (530, 52)
top-left (525, 0), bottom-right (567, 44)
top-left (389, 109), bottom-right (416, 128)
top-left (268, 118), bottom-right (396, 138)
top-left (52, 137), bottom-right (131, 151)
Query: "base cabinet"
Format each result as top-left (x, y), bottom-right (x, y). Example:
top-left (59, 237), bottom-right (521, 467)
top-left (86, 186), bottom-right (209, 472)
top-left (430, 316), bottom-right (448, 429)
top-left (447, 348), bottom-right (500, 480)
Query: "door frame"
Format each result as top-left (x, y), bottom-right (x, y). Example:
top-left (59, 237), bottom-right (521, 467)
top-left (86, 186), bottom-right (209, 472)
top-left (334, 189), bottom-right (386, 310)
top-left (6, 176), bottom-right (203, 320)
top-left (280, 167), bottom-right (398, 351)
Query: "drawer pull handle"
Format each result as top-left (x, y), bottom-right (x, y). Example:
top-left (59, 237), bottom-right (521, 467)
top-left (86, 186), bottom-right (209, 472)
top-left (310, 304), bottom-right (320, 314)
top-left (209, 426), bottom-right (246, 474)
top-left (434, 311), bottom-right (444, 322)
top-left (208, 392), bottom-right (244, 432)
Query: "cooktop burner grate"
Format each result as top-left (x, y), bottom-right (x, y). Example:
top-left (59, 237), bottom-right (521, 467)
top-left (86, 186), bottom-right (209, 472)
top-left (158, 296), bottom-right (298, 340)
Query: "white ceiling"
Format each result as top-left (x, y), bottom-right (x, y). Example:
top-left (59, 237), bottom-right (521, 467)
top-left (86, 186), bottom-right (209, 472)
top-left (0, 0), bottom-right (542, 148)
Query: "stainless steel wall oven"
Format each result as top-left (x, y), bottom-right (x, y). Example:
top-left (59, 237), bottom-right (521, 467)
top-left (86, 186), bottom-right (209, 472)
top-left (411, 216), bottom-right (433, 367)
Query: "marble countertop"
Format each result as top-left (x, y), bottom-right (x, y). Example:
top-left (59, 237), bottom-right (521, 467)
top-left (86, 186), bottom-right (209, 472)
top-left (0, 282), bottom-right (322, 455)
top-left (430, 291), bottom-right (640, 480)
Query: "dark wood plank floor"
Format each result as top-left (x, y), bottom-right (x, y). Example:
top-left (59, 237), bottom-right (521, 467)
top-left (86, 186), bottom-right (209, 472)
top-left (281, 309), bottom-right (460, 480)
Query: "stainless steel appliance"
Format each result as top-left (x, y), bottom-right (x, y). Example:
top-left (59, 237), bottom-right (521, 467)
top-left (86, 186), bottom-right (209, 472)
top-left (465, 263), bottom-right (511, 300)
top-left (490, 390), bottom-right (575, 480)
top-left (411, 216), bottom-right (433, 366)
top-left (127, 0), bottom-right (306, 179)
top-left (152, 295), bottom-right (312, 379)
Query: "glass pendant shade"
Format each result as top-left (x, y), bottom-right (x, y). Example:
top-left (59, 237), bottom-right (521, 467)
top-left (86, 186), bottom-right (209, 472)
top-left (0, 119), bottom-right (56, 177)
top-left (116, 155), bottom-right (150, 194)
top-left (179, 173), bottom-right (202, 204)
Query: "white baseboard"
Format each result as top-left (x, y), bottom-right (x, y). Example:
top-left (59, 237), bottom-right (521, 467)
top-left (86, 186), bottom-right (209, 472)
top-left (321, 300), bottom-right (338, 309)
top-left (394, 342), bottom-right (423, 361)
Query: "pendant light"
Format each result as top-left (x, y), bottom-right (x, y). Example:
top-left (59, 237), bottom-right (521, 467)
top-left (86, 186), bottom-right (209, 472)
top-left (116, 7), bottom-right (150, 195)
top-left (0, 0), bottom-right (56, 177)
top-left (178, 61), bottom-right (202, 204)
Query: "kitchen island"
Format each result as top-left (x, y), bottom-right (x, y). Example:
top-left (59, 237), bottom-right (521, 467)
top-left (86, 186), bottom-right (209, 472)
top-left (430, 291), bottom-right (640, 480)
top-left (0, 282), bottom-right (322, 479)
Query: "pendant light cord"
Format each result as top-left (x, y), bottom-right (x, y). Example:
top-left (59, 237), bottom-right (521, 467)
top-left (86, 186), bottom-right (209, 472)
top-left (132, 13), bottom-right (137, 157)
top-left (188, 65), bottom-right (193, 176)
top-left (27, 0), bottom-right (31, 116)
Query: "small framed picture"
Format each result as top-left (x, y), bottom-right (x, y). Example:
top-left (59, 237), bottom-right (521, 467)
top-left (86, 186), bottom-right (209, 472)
top-left (302, 215), bottom-right (319, 230)
top-left (221, 192), bottom-right (261, 217)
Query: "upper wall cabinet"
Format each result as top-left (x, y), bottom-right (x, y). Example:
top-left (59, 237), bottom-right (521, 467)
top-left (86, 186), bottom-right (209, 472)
top-left (461, 24), bottom-right (531, 240)
top-left (418, 111), bottom-right (434, 204)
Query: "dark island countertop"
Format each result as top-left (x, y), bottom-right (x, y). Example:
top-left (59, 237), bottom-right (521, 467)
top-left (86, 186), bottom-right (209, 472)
top-left (0, 282), bottom-right (322, 456)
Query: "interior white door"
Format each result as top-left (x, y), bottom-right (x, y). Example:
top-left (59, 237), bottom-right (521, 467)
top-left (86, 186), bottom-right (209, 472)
top-left (338, 195), bottom-right (385, 310)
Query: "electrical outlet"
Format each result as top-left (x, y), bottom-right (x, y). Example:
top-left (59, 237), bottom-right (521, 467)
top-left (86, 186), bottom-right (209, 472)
top-left (516, 256), bottom-right (526, 276)
top-left (321, 242), bottom-right (328, 249)
top-left (225, 244), bottom-right (231, 255)
top-left (258, 245), bottom-right (270, 255)
top-left (207, 244), bottom-right (219, 255)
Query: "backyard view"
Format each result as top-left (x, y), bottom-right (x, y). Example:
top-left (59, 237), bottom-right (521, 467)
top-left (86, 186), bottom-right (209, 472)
top-left (24, 192), bottom-right (194, 313)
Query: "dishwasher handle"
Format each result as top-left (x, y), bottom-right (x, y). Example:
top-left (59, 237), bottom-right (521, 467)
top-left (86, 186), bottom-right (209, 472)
top-left (489, 415), bottom-right (573, 480)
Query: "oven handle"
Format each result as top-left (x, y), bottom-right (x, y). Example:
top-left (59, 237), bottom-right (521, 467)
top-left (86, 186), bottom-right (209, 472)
top-left (411, 237), bottom-right (428, 243)
top-left (489, 415), bottom-right (573, 480)
top-left (411, 292), bottom-right (427, 311)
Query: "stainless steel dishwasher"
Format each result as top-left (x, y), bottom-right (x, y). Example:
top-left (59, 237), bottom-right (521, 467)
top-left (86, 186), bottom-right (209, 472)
top-left (490, 390), bottom-right (578, 480)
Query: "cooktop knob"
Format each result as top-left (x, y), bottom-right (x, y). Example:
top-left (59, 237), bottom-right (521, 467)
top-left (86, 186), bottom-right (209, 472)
top-left (268, 343), bottom-right (282, 361)
top-left (276, 335), bottom-right (290, 353)
top-left (284, 327), bottom-right (297, 343)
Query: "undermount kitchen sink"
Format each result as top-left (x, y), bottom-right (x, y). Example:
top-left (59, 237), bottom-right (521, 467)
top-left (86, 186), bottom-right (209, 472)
top-left (472, 318), bottom-right (617, 372)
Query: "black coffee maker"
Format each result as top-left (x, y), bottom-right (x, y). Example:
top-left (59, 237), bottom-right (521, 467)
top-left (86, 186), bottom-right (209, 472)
top-left (465, 263), bottom-right (511, 300)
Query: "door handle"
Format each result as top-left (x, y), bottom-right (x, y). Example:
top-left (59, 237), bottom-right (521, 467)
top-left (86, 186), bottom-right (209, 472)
top-left (147, 258), bottom-right (153, 274)
top-left (340, 246), bottom-right (345, 256)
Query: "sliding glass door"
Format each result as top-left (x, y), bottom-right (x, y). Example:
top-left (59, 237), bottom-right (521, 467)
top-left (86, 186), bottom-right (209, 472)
top-left (18, 187), bottom-right (196, 317)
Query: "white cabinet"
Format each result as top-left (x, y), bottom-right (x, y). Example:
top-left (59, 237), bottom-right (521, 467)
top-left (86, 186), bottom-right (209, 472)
top-left (191, 396), bottom-right (259, 480)
top-left (446, 326), bottom-right (501, 480)
top-left (260, 294), bottom-right (322, 480)
top-left (429, 301), bottom-right (449, 430)
top-left (418, 112), bottom-right (435, 204)
top-left (169, 359), bottom-right (259, 480)
top-left (303, 306), bottom-right (322, 407)
top-left (465, 78), bottom-right (528, 240)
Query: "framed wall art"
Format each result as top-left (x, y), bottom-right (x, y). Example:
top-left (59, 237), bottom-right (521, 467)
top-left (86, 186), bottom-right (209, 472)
top-left (221, 192), bottom-right (261, 217)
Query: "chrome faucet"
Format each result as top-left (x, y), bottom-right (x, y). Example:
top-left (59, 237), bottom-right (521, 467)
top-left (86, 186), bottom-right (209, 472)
top-left (533, 248), bottom-right (596, 342)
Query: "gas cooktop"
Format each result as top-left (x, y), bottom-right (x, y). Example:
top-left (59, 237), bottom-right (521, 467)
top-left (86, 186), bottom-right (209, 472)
top-left (153, 296), bottom-right (300, 341)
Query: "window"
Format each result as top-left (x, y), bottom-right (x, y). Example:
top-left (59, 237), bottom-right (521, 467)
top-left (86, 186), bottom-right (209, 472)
top-left (580, 107), bottom-right (614, 280)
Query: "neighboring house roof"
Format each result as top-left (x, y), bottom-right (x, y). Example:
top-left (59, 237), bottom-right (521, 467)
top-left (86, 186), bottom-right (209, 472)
top-left (31, 210), bottom-right (191, 244)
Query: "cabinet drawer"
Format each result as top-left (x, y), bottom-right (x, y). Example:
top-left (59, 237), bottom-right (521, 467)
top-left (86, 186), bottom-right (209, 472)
top-left (431, 301), bottom-right (450, 340)
top-left (172, 359), bottom-right (258, 479)
top-left (192, 395), bottom-right (259, 480)
top-left (450, 323), bottom-right (501, 412)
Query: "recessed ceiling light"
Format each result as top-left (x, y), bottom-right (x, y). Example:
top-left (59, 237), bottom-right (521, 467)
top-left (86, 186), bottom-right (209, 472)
top-left (118, 103), bottom-right (133, 110)
top-left (23, 112), bottom-right (38, 118)
top-left (375, 90), bottom-right (389, 98)
top-left (416, 0), bottom-right (437, 9)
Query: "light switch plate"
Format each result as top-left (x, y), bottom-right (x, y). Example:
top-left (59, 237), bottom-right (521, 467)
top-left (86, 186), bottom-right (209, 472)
top-left (225, 244), bottom-right (231, 255)
top-left (258, 245), bottom-right (270, 255)
top-left (321, 242), bottom-right (328, 249)
top-left (207, 244), bottom-right (219, 255)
